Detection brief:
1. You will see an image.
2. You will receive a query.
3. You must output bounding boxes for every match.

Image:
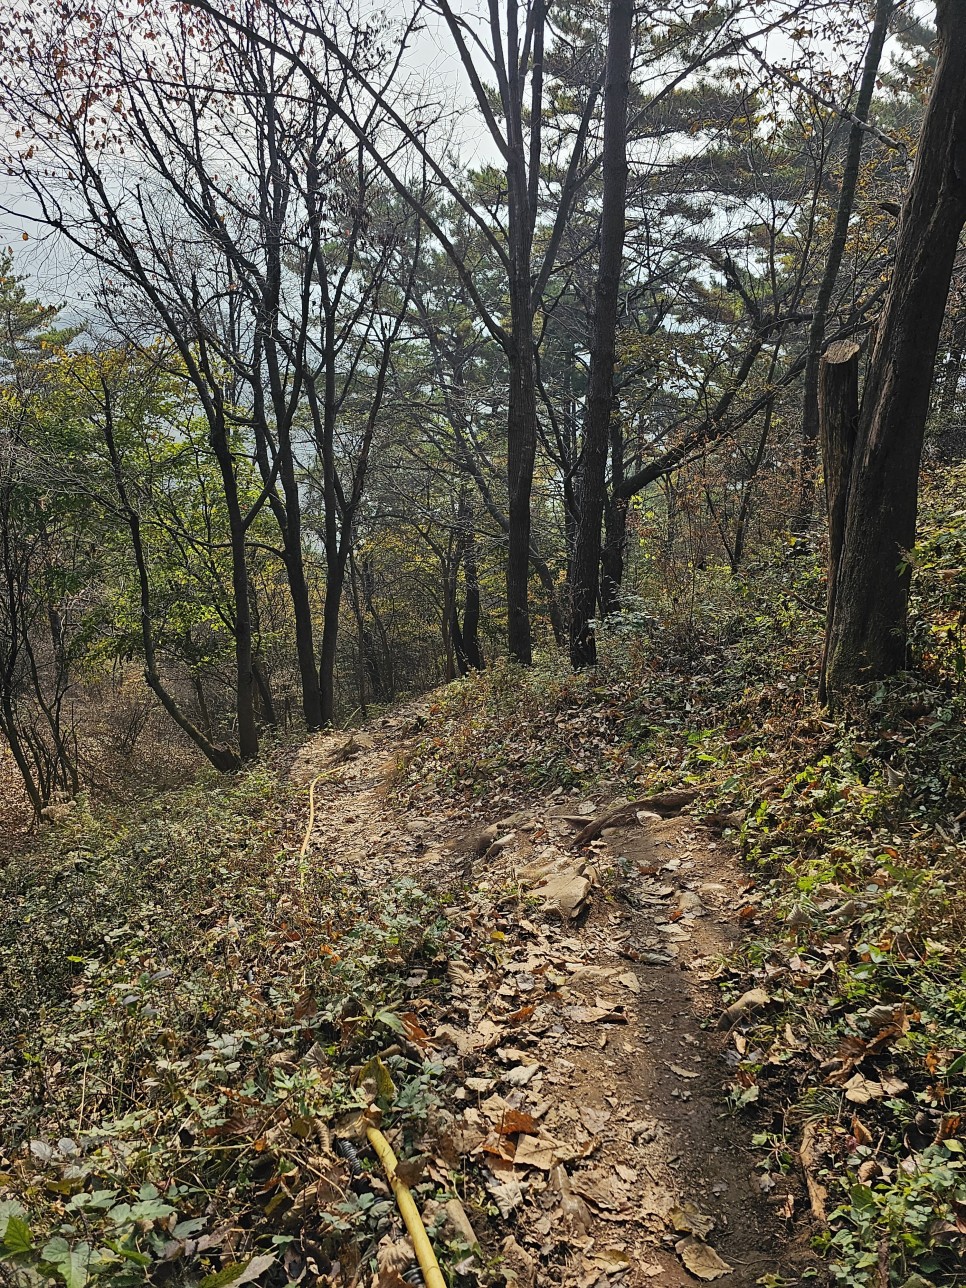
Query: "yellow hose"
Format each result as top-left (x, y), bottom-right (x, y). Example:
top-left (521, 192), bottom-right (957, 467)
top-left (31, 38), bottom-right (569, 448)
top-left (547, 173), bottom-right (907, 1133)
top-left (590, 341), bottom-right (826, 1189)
top-left (366, 1126), bottom-right (446, 1288)
top-left (302, 764), bottom-right (443, 1285)
top-left (298, 768), bottom-right (340, 889)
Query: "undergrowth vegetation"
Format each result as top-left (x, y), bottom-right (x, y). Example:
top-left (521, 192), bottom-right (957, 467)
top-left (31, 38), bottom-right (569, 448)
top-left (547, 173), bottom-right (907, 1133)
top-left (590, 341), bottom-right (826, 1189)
top-left (4, 469), bottom-right (966, 1288)
top-left (0, 759), bottom-right (457, 1287)
top-left (397, 469), bottom-right (966, 1287)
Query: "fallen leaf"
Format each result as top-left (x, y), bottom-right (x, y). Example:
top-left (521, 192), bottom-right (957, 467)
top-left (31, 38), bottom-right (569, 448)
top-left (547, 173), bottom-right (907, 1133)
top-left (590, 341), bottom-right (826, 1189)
top-left (570, 1166), bottom-right (625, 1211)
top-left (675, 1237), bottom-right (733, 1280)
top-left (669, 1203), bottom-right (715, 1239)
top-left (843, 1073), bottom-right (885, 1105)
top-left (477, 1019), bottom-right (503, 1050)
top-left (207, 1253), bottom-right (277, 1286)
top-left (506, 1004), bottom-right (536, 1024)
top-left (401, 1013), bottom-right (430, 1047)
top-left (496, 1109), bottom-right (539, 1137)
top-left (880, 1073), bottom-right (909, 1097)
top-left (587, 1247), bottom-right (633, 1271)
top-left (578, 1105), bottom-right (611, 1134)
top-left (393, 1154), bottom-right (430, 1187)
top-left (352, 1055), bottom-right (396, 1103)
top-left (501, 1235), bottom-right (536, 1288)
top-left (513, 1134), bottom-right (559, 1171)
top-left (487, 1177), bottom-right (525, 1218)
top-left (669, 1063), bottom-right (700, 1079)
top-left (851, 1115), bottom-right (873, 1146)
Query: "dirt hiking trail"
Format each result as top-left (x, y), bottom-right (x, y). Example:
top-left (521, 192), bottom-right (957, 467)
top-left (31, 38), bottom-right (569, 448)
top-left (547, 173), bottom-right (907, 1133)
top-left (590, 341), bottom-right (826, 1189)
top-left (292, 706), bottom-right (818, 1287)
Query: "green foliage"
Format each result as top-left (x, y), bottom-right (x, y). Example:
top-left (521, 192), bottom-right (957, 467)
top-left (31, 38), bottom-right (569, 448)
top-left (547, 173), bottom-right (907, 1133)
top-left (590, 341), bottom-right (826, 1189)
top-left (0, 759), bottom-right (455, 1287)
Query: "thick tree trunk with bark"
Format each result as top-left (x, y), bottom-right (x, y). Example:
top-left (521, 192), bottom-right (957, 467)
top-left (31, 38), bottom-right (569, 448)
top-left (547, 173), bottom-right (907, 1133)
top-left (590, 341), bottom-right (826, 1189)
top-left (825, 0), bottom-right (966, 692)
top-left (820, 342), bottom-right (861, 595)
top-left (570, 0), bottom-right (633, 667)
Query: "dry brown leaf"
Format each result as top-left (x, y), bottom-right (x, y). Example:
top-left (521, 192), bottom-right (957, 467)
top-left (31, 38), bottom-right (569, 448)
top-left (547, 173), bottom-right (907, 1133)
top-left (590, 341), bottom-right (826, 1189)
top-left (477, 1019), bottom-right (503, 1049)
top-left (487, 1176), bottom-right (525, 1218)
top-left (505, 1004), bottom-right (536, 1024)
top-left (800, 1120), bottom-right (828, 1226)
top-left (500, 1235), bottom-right (537, 1288)
top-left (513, 1133), bottom-right (560, 1171)
top-left (674, 1236), bottom-right (733, 1280)
top-left (401, 1013), bottom-right (430, 1047)
top-left (375, 1236), bottom-right (415, 1278)
top-left (843, 1073), bottom-right (886, 1104)
top-left (578, 1105), bottom-right (611, 1134)
top-left (880, 1072), bottom-right (909, 1097)
top-left (586, 1247), bottom-right (633, 1272)
top-left (496, 1108), bottom-right (539, 1137)
top-left (669, 1202), bottom-right (715, 1240)
top-left (570, 1166), bottom-right (625, 1211)
top-left (850, 1114), bottom-right (873, 1146)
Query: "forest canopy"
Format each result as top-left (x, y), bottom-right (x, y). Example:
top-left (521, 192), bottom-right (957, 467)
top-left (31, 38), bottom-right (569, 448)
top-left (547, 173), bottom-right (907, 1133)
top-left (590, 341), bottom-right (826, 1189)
top-left (0, 0), bottom-right (962, 805)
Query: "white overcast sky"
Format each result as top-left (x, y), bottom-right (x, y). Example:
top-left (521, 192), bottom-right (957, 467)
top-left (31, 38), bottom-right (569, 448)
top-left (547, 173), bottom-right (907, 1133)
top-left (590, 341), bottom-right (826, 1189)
top-left (0, 0), bottom-right (937, 314)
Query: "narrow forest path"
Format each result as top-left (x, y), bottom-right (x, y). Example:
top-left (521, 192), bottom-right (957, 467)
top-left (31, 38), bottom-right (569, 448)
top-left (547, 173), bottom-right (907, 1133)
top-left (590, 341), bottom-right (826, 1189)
top-left (291, 708), bottom-right (818, 1287)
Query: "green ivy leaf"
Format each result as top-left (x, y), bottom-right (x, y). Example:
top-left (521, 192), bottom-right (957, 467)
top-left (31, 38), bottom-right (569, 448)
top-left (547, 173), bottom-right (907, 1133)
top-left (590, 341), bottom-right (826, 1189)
top-left (0, 1215), bottom-right (34, 1256)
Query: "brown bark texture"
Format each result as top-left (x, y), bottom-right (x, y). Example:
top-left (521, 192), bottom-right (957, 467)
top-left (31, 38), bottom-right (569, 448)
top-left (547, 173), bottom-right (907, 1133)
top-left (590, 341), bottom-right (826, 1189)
top-left (569, 0), bottom-right (634, 668)
top-left (825, 0), bottom-right (966, 691)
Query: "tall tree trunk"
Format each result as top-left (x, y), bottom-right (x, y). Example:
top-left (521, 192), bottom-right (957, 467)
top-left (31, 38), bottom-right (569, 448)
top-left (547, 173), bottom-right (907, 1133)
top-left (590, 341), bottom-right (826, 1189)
top-left (252, 407), bottom-right (322, 732)
top-left (601, 493), bottom-right (629, 618)
top-left (278, 443), bottom-right (323, 730)
top-left (347, 549), bottom-right (369, 717)
top-left (504, 0), bottom-right (540, 667)
top-left (817, 340), bottom-right (861, 700)
top-left (319, 549), bottom-right (349, 726)
top-left (460, 503), bottom-right (484, 671)
top-left (193, 674), bottom-right (213, 740)
top-left (825, 0), bottom-right (966, 692)
top-left (506, 289), bottom-right (537, 665)
top-left (570, 0), bottom-right (633, 667)
top-left (208, 412), bottom-right (258, 760)
top-left (796, 0), bottom-right (894, 531)
top-left (252, 658), bottom-right (277, 726)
